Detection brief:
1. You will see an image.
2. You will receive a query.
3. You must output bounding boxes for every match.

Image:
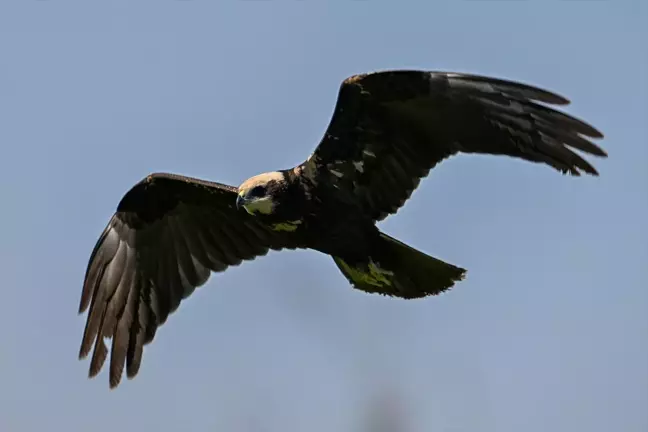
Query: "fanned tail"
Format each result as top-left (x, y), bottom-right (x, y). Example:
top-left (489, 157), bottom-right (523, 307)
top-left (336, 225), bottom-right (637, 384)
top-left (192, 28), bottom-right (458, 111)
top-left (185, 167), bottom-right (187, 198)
top-left (332, 231), bottom-right (466, 299)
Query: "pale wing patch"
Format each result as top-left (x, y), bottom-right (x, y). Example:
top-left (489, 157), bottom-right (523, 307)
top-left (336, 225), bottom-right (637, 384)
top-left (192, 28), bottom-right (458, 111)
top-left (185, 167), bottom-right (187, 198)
top-left (307, 143), bottom-right (380, 190)
top-left (270, 220), bottom-right (303, 232)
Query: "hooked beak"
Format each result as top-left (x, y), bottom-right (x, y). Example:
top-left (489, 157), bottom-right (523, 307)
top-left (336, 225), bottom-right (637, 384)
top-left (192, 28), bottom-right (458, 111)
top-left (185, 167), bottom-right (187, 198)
top-left (236, 193), bottom-right (245, 210)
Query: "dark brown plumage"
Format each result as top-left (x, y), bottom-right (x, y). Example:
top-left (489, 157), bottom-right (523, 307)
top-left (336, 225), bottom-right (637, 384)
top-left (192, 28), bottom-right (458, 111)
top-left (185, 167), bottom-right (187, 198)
top-left (78, 174), bottom-right (302, 388)
top-left (78, 70), bottom-right (605, 388)
top-left (303, 71), bottom-right (605, 221)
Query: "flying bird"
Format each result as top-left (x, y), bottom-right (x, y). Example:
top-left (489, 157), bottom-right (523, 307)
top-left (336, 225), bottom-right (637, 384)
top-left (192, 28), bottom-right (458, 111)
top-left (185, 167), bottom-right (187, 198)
top-left (78, 70), bottom-right (606, 388)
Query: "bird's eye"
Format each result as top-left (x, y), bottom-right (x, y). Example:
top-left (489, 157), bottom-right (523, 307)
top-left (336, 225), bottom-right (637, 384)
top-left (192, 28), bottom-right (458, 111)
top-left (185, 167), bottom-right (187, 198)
top-left (249, 185), bottom-right (266, 197)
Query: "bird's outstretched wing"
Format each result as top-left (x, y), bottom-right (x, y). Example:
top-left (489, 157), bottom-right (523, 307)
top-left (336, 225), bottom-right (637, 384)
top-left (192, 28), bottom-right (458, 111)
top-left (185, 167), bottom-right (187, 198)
top-left (78, 173), bottom-right (301, 388)
top-left (304, 70), bottom-right (606, 221)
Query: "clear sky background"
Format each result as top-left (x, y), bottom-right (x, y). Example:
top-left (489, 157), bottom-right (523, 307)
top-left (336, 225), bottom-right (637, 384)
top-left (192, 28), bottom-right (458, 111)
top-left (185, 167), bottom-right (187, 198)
top-left (1, 1), bottom-right (646, 431)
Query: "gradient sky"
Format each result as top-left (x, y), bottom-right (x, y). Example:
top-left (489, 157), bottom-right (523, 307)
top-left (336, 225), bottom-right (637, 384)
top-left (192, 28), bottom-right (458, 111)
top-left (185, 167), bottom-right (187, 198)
top-left (1, 1), bottom-right (646, 431)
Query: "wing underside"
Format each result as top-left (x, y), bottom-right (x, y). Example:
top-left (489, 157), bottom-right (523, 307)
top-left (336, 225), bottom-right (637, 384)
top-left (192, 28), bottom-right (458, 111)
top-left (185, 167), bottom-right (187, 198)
top-left (304, 70), bottom-right (606, 221)
top-left (78, 173), bottom-right (300, 387)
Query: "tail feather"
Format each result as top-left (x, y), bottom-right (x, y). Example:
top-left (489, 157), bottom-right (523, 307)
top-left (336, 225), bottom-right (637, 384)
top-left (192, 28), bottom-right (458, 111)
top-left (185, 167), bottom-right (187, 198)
top-left (332, 232), bottom-right (466, 299)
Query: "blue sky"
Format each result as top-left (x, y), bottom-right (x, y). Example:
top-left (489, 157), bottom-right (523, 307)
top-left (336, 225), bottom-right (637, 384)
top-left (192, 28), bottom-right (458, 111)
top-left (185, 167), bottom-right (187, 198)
top-left (1, 1), bottom-right (646, 431)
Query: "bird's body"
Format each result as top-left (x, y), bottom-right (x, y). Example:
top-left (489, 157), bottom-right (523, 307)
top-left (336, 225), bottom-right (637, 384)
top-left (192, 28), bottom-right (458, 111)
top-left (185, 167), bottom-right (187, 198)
top-left (78, 70), bottom-right (606, 388)
top-left (243, 168), bottom-right (377, 259)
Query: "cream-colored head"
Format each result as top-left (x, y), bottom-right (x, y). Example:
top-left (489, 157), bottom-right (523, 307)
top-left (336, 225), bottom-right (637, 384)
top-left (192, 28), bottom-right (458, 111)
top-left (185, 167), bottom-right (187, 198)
top-left (236, 171), bottom-right (285, 215)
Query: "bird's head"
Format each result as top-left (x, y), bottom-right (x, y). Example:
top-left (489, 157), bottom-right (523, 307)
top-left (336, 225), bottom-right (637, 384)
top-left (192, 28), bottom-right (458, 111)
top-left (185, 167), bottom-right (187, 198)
top-left (236, 171), bottom-right (286, 216)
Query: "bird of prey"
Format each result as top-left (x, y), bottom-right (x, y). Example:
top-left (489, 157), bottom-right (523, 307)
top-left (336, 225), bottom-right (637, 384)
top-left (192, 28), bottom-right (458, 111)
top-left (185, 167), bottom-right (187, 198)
top-left (78, 70), bottom-right (606, 388)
